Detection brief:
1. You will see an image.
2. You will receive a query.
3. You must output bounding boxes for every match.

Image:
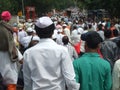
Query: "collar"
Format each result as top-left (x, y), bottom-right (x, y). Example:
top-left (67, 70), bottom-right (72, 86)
top-left (39, 38), bottom-right (55, 43)
top-left (83, 52), bottom-right (100, 57)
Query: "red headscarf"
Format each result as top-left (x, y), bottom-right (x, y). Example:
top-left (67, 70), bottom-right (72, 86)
top-left (1, 11), bottom-right (11, 22)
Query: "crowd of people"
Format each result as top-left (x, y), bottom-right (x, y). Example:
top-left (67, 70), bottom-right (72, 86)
top-left (0, 10), bottom-right (120, 90)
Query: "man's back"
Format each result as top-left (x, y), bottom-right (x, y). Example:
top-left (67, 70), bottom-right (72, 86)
top-left (73, 53), bottom-right (112, 90)
top-left (23, 39), bottom-right (79, 90)
top-left (18, 30), bottom-right (27, 43)
top-left (100, 40), bottom-right (117, 68)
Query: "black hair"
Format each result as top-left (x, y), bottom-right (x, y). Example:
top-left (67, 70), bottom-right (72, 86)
top-left (27, 32), bottom-right (33, 36)
top-left (57, 21), bottom-right (61, 25)
top-left (62, 36), bottom-right (69, 45)
top-left (86, 35), bottom-right (102, 49)
top-left (82, 31), bottom-right (102, 49)
top-left (98, 24), bottom-right (103, 30)
top-left (73, 25), bottom-right (77, 30)
top-left (104, 30), bottom-right (112, 38)
top-left (35, 24), bottom-right (55, 38)
top-left (113, 29), bottom-right (118, 37)
top-left (84, 25), bottom-right (88, 30)
top-left (88, 24), bottom-right (92, 29)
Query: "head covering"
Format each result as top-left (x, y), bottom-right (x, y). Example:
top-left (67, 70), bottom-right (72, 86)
top-left (62, 24), bottom-right (67, 27)
top-left (26, 27), bottom-right (33, 32)
top-left (1, 11), bottom-right (11, 21)
top-left (27, 19), bottom-right (32, 23)
top-left (13, 23), bottom-right (17, 27)
top-left (35, 16), bottom-right (55, 38)
top-left (56, 25), bottom-right (62, 29)
top-left (35, 16), bottom-right (53, 29)
top-left (32, 36), bottom-right (40, 41)
top-left (58, 29), bottom-right (63, 33)
top-left (56, 25), bottom-right (62, 33)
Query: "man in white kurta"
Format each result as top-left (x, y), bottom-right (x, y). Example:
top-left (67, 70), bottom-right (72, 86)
top-left (0, 11), bottom-right (23, 90)
top-left (0, 48), bottom-right (23, 85)
top-left (23, 16), bottom-right (80, 90)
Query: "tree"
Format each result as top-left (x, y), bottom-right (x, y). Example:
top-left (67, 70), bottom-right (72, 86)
top-left (0, 0), bottom-right (19, 15)
top-left (1, 0), bottom-right (120, 17)
top-left (0, 0), bottom-right (12, 13)
top-left (77, 0), bottom-right (120, 17)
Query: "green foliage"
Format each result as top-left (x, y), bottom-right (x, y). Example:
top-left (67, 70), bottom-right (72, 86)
top-left (0, 0), bottom-right (19, 15)
top-left (77, 0), bottom-right (120, 17)
top-left (23, 0), bottom-right (74, 16)
top-left (0, 0), bottom-right (12, 13)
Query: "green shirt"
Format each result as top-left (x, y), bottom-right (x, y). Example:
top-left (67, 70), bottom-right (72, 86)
top-left (73, 53), bottom-right (112, 90)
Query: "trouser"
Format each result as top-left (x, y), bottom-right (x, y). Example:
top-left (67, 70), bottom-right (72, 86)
top-left (7, 84), bottom-right (16, 90)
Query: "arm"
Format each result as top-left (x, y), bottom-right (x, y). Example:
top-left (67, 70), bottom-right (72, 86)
top-left (17, 48), bottom-right (23, 64)
top-left (104, 62), bottom-right (112, 90)
top-left (72, 47), bottom-right (78, 60)
top-left (73, 61), bottom-right (80, 83)
top-left (61, 49), bottom-right (80, 90)
top-left (23, 52), bottom-right (32, 90)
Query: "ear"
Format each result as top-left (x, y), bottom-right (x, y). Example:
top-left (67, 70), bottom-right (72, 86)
top-left (96, 43), bottom-right (101, 52)
top-left (84, 42), bottom-right (88, 52)
top-left (97, 43), bottom-right (101, 49)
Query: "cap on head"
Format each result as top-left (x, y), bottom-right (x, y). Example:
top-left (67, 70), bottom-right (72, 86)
top-left (27, 19), bottom-right (32, 23)
top-left (62, 24), bottom-right (67, 27)
top-left (56, 25), bottom-right (62, 29)
top-left (35, 16), bottom-right (55, 38)
top-left (35, 16), bottom-right (53, 28)
top-left (26, 27), bottom-right (33, 32)
top-left (1, 11), bottom-right (11, 22)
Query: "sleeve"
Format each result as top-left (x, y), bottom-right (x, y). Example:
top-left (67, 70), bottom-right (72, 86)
top-left (61, 48), bottom-right (80, 90)
top-left (17, 48), bottom-right (23, 61)
top-left (23, 52), bottom-right (32, 90)
top-left (112, 42), bottom-right (118, 62)
top-left (112, 60), bottom-right (120, 90)
top-left (104, 62), bottom-right (112, 90)
top-left (72, 47), bottom-right (78, 60)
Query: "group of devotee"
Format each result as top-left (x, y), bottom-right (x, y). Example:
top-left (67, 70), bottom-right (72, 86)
top-left (0, 10), bottom-right (120, 90)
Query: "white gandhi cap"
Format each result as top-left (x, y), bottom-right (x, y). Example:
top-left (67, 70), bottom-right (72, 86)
top-left (35, 16), bottom-right (53, 28)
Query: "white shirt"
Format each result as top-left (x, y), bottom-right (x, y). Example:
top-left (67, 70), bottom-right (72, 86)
top-left (18, 30), bottom-right (28, 44)
top-left (23, 39), bottom-right (80, 90)
top-left (71, 29), bottom-right (81, 44)
top-left (112, 59), bottom-right (120, 90)
top-left (63, 28), bottom-right (71, 41)
top-left (52, 29), bottom-right (58, 39)
top-left (97, 30), bottom-right (105, 41)
top-left (63, 44), bottom-right (78, 61)
top-left (71, 29), bottom-right (79, 36)
top-left (77, 27), bottom-right (84, 34)
top-left (21, 35), bottom-right (32, 48)
top-left (0, 48), bottom-right (23, 85)
top-left (115, 24), bottom-right (120, 31)
top-left (56, 33), bottom-right (64, 45)
top-left (92, 22), bottom-right (97, 31)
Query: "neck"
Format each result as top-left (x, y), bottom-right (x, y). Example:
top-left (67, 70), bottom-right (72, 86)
top-left (86, 48), bottom-right (98, 53)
